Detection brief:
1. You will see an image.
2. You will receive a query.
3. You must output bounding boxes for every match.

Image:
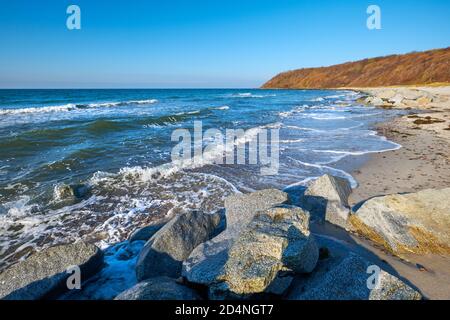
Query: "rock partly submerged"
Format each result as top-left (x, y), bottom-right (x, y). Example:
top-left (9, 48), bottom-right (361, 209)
top-left (136, 210), bottom-right (222, 281)
top-left (301, 174), bottom-right (352, 229)
top-left (115, 276), bottom-right (201, 300)
top-left (53, 183), bottom-right (91, 201)
top-left (0, 242), bottom-right (103, 300)
top-left (349, 188), bottom-right (450, 256)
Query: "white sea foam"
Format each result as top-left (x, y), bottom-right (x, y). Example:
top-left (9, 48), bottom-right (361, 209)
top-left (311, 142), bottom-right (402, 156)
top-left (212, 105), bottom-right (230, 110)
top-left (232, 93), bottom-right (276, 98)
top-left (0, 104), bottom-right (78, 115)
top-left (279, 138), bottom-right (304, 143)
top-left (287, 156), bottom-right (358, 188)
top-left (0, 99), bottom-right (158, 116)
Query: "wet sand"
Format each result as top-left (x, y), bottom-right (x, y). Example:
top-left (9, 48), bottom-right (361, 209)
top-left (349, 116), bottom-right (450, 205)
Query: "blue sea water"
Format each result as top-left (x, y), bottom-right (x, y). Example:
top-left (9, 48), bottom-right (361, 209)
top-left (0, 89), bottom-right (401, 271)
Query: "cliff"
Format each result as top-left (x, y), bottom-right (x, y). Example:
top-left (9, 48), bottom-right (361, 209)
top-left (262, 47), bottom-right (450, 89)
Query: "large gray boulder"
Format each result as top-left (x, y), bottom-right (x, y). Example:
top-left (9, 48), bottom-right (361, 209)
top-left (288, 238), bottom-right (421, 300)
top-left (136, 211), bottom-right (221, 281)
top-left (115, 276), bottom-right (201, 300)
top-left (0, 242), bottom-right (103, 300)
top-left (302, 174), bottom-right (352, 228)
top-left (182, 231), bottom-right (233, 286)
top-left (129, 221), bottom-right (167, 242)
top-left (182, 189), bottom-right (290, 289)
top-left (224, 189), bottom-right (289, 236)
top-left (349, 188), bottom-right (450, 256)
top-left (209, 205), bottom-right (318, 298)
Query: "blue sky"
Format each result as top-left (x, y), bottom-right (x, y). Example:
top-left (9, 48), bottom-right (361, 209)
top-left (0, 0), bottom-right (449, 88)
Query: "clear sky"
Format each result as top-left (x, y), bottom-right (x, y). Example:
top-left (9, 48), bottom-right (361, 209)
top-left (0, 0), bottom-right (449, 88)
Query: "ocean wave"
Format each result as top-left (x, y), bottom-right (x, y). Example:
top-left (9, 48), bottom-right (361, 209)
top-left (0, 99), bottom-right (158, 116)
top-left (106, 125), bottom-right (266, 182)
top-left (311, 143), bottom-right (402, 156)
top-left (0, 168), bottom-right (239, 271)
top-left (287, 157), bottom-right (358, 188)
top-left (211, 105), bottom-right (230, 110)
top-left (0, 104), bottom-right (78, 115)
top-left (279, 138), bottom-right (304, 143)
top-left (231, 92), bottom-right (277, 98)
top-left (305, 111), bottom-right (382, 120)
top-left (278, 104), bottom-right (309, 118)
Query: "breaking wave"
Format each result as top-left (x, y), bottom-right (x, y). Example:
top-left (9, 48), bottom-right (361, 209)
top-left (0, 99), bottom-right (158, 115)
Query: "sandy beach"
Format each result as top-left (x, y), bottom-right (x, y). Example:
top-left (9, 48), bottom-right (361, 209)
top-left (349, 86), bottom-right (450, 205)
top-left (344, 86), bottom-right (450, 299)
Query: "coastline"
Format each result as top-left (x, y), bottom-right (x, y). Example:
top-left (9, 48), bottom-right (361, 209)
top-left (348, 86), bottom-right (450, 205)
top-left (1, 86), bottom-right (449, 300)
top-left (344, 86), bottom-right (450, 299)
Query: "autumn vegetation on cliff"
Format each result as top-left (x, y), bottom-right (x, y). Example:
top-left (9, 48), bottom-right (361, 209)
top-left (262, 47), bottom-right (450, 89)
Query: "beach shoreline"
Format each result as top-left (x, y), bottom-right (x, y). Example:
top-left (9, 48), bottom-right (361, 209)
top-left (1, 86), bottom-right (449, 300)
top-left (340, 85), bottom-right (450, 299)
top-left (348, 85), bottom-right (450, 205)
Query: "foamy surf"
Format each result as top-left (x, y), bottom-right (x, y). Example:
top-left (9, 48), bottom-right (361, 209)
top-left (0, 88), bottom-right (404, 272)
top-left (0, 98), bottom-right (158, 116)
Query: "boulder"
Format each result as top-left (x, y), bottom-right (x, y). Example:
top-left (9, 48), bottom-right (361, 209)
top-left (224, 189), bottom-right (289, 236)
top-left (129, 221), bottom-right (167, 242)
top-left (0, 242), bottom-right (103, 300)
top-left (54, 183), bottom-right (91, 201)
top-left (389, 94), bottom-right (405, 106)
top-left (182, 231), bottom-right (233, 286)
top-left (402, 99), bottom-right (419, 108)
top-left (210, 205), bottom-right (318, 298)
top-left (136, 211), bottom-right (221, 281)
top-left (182, 189), bottom-right (290, 289)
top-left (416, 96), bottom-right (433, 106)
top-left (396, 89), bottom-right (423, 100)
top-left (349, 188), bottom-right (450, 256)
top-left (288, 239), bottom-right (421, 300)
top-left (115, 276), bottom-right (201, 300)
top-left (370, 97), bottom-right (385, 106)
top-left (301, 174), bottom-right (352, 228)
top-left (377, 90), bottom-right (397, 100)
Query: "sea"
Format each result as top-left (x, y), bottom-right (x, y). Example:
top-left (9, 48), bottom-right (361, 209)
top-left (0, 89), bottom-right (402, 289)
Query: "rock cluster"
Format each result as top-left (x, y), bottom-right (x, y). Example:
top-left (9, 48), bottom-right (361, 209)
top-left (2, 174), bottom-right (438, 300)
top-left (209, 205), bottom-right (318, 299)
top-left (360, 87), bottom-right (449, 109)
